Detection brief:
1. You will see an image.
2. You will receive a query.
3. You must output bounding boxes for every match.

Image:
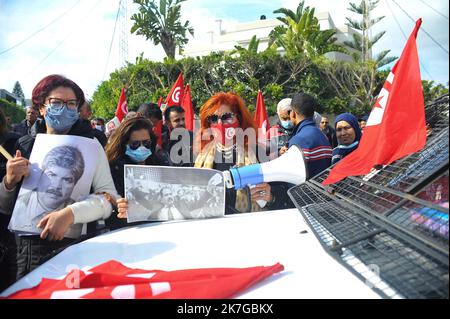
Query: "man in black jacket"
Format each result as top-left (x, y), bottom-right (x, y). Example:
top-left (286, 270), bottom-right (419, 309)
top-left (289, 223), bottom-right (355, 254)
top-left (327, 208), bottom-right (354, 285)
top-left (12, 106), bottom-right (38, 137)
top-left (319, 115), bottom-right (337, 148)
top-left (78, 101), bottom-right (107, 148)
top-left (164, 106), bottom-right (194, 167)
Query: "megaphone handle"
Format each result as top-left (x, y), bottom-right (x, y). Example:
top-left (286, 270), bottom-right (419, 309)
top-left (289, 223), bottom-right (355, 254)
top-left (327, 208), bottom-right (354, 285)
top-left (245, 186), bottom-right (252, 213)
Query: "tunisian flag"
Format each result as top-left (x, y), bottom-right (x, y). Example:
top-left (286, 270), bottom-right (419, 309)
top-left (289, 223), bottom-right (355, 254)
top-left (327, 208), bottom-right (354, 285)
top-left (5, 260), bottom-right (284, 299)
top-left (165, 73), bottom-right (184, 107)
top-left (254, 90), bottom-right (271, 140)
top-left (106, 86), bottom-right (128, 134)
top-left (181, 84), bottom-right (194, 131)
top-left (115, 86), bottom-right (128, 122)
top-left (323, 19), bottom-right (426, 185)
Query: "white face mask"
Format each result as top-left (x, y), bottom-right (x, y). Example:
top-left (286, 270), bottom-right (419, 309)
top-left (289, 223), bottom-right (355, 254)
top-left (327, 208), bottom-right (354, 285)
top-left (95, 125), bottom-right (105, 132)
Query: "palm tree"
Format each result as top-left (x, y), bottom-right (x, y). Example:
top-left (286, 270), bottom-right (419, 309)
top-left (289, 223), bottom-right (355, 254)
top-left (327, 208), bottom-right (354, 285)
top-left (233, 35), bottom-right (260, 55)
top-left (344, 0), bottom-right (396, 67)
top-left (269, 1), bottom-right (347, 59)
top-left (131, 0), bottom-right (194, 59)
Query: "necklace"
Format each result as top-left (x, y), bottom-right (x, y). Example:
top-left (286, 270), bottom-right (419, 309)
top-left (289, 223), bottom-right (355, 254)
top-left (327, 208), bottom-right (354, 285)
top-left (216, 143), bottom-right (236, 162)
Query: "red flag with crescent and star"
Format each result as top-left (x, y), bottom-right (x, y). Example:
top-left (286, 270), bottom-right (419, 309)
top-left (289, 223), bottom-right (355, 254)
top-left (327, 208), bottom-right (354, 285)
top-left (323, 19), bottom-right (426, 185)
top-left (165, 73), bottom-right (184, 107)
top-left (4, 260), bottom-right (284, 299)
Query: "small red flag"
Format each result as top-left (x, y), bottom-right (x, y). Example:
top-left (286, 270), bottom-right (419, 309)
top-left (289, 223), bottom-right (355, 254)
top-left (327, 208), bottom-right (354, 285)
top-left (5, 260), bottom-right (284, 299)
top-left (165, 73), bottom-right (184, 107)
top-left (115, 86), bottom-right (128, 122)
top-left (323, 19), bottom-right (426, 185)
top-left (181, 84), bottom-right (194, 131)
top-left (153, 120), bottom-right (164, 147)
top-left (254, 90), bottom-right (271, 139)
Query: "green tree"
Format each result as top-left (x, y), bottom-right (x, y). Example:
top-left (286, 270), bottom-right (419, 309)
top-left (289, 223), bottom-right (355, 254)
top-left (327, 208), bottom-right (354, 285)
top-left (131, 0), bottom-right (194, 59)
top-left (344, 0), bottom-right (396, 68)
top-left (422, 80), bottom-right (449, 104)
top-left (269, 1), bottom-right (347, 59)
top-left (12, 81), bottom-right (25, 106)
top-left (318, 58), bottom-right (385, 114)
top-left (92, 44), bottom-right (392, 120)
top-left (0, 98), bottom-right (26, 124)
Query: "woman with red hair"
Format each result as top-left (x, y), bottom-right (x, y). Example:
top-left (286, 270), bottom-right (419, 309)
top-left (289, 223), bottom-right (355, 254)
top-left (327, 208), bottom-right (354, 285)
top-left (194, 92), bottom-right (274, 214)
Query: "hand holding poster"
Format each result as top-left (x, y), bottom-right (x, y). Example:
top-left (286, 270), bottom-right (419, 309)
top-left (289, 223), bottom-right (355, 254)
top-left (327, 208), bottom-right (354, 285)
top-left (8, 134), bottom-right (100, 235)
top-left (125, 166), bottom-right (226, 222)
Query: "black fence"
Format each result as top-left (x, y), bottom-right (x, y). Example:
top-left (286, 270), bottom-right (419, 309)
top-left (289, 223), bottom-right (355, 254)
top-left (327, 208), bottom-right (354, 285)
top-left (288, 94), bottom-right (449, 299)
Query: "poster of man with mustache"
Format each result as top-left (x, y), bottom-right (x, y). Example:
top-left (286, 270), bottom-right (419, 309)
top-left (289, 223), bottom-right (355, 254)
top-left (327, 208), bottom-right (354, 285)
top-left (8, 134), bottom-right (99, 236)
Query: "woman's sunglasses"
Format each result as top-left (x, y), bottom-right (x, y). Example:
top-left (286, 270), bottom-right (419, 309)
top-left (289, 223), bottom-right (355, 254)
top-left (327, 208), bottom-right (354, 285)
top-left (128, 139), bottom-right (152, 150)
top-left (207, 112), bottom-right (235, 124)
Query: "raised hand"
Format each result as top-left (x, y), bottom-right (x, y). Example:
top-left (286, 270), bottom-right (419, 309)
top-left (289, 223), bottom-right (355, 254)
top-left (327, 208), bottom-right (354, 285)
top-left (4, 150), bottom-right (30, 190)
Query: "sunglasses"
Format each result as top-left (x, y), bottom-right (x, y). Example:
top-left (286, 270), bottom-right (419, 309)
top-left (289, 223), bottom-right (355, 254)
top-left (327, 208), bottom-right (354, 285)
top-left (128, 139), bottom-right (152, 150)
top-left (207, 112), bottom-right (235, 124)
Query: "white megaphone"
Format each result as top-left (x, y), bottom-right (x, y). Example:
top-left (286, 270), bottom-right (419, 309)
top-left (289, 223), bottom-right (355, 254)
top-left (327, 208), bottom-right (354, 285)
top-left (223, 145), bottom-right (308, 190)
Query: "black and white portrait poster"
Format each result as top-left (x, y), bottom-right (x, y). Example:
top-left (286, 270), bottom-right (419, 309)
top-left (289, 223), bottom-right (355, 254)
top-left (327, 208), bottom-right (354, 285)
top-left (124, 165), bottom-right (226, 222)
top-left (8, 134), bottom-right (100, 234)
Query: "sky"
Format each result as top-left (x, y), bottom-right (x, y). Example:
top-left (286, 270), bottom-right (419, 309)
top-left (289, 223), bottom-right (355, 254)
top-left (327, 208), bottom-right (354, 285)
top-left (0, 0), bottom-right (448, 101)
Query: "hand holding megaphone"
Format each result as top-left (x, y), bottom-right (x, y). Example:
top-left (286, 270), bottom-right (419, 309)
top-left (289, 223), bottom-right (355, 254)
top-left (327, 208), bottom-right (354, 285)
top-left (223, 145), bottom-right (307, 190)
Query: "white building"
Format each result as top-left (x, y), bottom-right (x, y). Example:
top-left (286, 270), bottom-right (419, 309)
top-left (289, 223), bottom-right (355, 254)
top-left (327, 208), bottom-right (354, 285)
top-left (180, 12), bottom-right (361, 62)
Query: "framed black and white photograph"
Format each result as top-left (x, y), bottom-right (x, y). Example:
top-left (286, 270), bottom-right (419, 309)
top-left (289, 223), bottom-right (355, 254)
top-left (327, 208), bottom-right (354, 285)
top-left (124, 165), bottom-right (226, 222)
top-left (8, 134), bottom-right (100, 235)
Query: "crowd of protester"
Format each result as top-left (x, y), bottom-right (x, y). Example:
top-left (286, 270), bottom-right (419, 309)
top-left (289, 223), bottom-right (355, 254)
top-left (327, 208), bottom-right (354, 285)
top-left (0, 73), bottom-right (368, 290)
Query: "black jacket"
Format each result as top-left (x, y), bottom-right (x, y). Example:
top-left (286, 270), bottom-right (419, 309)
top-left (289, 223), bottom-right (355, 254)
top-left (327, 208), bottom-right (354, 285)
top-left (91, 127), bottom-right (108, 148)
top-left (322, 125), bottom-right (337, 148)
top-left (166, 129), bottom-right (194, 167)
top-left (0, 131), bottom-right (20, 285)
top-left (0, 131), bottom-right (20, 180)
top-left (12, 120), bottom-right (32, 138)
top-left (269, 123), bottom-right (295, 153)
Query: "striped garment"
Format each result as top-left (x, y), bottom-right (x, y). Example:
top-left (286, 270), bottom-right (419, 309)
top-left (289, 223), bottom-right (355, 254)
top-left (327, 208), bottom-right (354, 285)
top-left (288, 119), bottom-right (332, 179)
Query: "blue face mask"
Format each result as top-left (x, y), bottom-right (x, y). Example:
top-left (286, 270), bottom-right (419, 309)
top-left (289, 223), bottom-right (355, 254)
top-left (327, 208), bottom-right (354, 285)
top-left (125, 145), bottom-right (152, 163)
top-left (281, 120), bottom-right (293, 129)
top-left (45, 105), bottom-right (79, 133)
